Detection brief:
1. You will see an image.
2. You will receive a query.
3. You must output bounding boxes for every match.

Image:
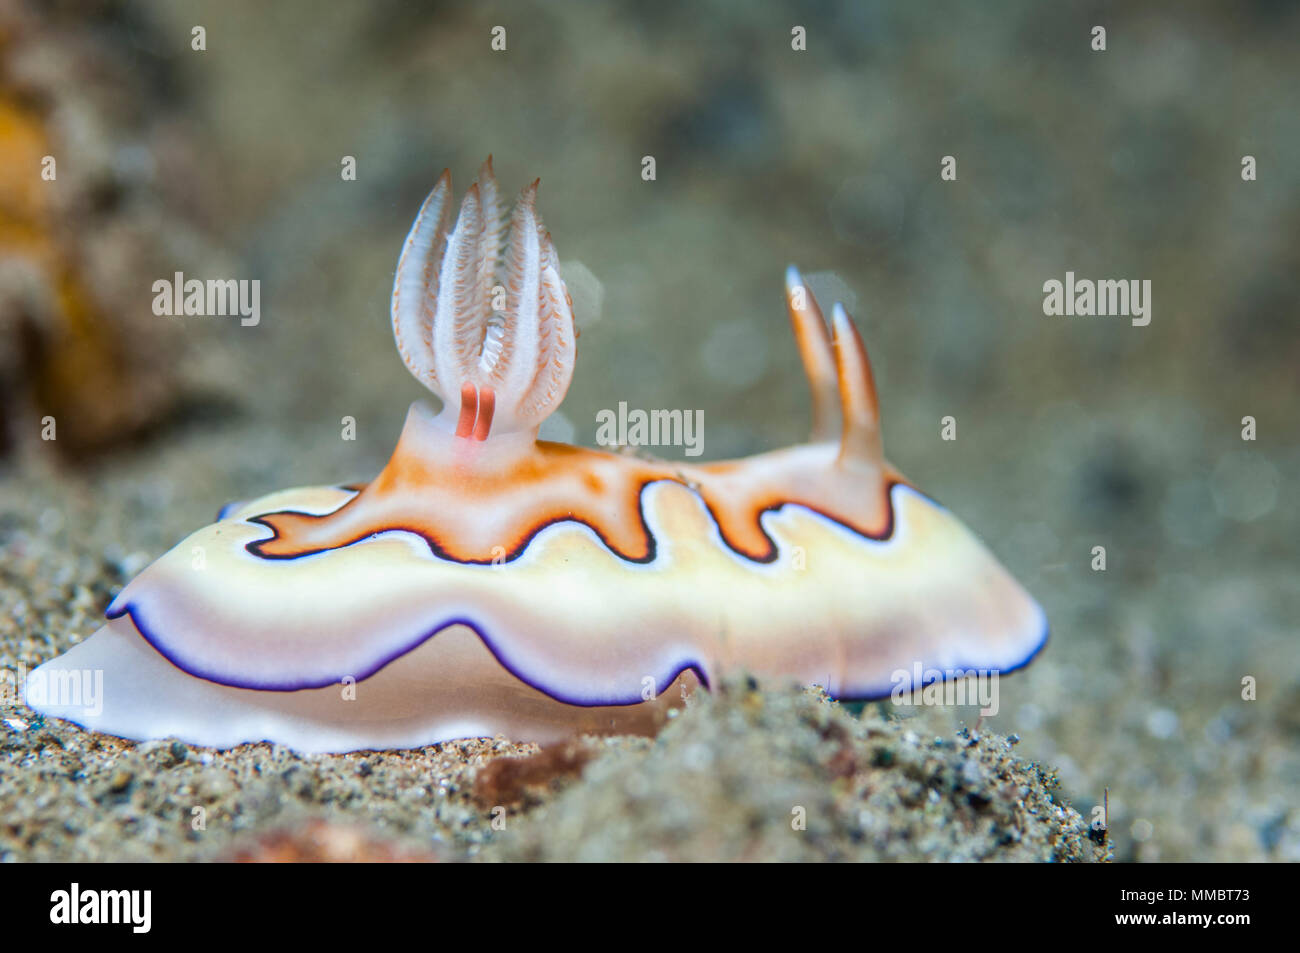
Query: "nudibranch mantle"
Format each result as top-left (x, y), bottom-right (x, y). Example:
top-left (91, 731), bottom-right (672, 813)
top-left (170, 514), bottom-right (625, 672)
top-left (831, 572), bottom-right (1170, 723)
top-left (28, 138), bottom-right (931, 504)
top-left (28, 158), bottom-right (1047, 752)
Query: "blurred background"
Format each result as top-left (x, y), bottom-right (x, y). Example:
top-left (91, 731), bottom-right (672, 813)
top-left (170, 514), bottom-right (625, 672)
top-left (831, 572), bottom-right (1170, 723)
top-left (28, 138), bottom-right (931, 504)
top-left (1, 0), bottom-right (1296, 861)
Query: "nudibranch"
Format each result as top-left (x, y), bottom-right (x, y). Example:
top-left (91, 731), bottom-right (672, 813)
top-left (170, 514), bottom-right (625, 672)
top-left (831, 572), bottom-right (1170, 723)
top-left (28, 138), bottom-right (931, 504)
top-left (27, 159), bottom-right (1047, 752)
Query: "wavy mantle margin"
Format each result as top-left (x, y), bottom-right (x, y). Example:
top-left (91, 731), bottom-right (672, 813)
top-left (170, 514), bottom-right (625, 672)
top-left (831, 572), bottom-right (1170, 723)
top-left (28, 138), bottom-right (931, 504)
top-left (101, 482), bottom-right (1049, 707)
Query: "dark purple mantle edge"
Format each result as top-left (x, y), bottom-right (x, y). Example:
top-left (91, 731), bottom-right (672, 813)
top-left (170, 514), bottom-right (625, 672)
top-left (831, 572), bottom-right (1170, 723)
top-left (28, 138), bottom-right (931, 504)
top-left (104, 599), bottom-right (1048, 709)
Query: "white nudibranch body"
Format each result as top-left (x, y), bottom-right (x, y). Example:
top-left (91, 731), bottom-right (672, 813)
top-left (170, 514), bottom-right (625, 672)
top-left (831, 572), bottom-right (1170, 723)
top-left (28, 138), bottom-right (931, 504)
top-left (27, 159), bottom-right (1047, 752)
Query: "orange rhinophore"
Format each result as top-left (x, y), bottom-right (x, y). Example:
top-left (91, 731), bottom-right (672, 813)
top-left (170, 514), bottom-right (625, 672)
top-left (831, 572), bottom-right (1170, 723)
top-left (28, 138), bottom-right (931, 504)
top-left (27, 159), bottom-right (1047, 753)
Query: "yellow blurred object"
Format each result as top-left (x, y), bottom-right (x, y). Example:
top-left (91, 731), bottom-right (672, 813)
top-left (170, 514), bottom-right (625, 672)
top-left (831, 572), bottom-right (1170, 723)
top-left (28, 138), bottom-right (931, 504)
top-left (0, 23), bottom-right (180, 459)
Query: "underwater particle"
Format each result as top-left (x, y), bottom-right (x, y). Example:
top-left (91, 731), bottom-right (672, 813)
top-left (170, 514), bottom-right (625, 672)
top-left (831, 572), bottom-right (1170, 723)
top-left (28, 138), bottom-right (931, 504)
top-left (1017, 704), bottom-right (1043, 731)
top-left (1203, 716), bottom-right (1232, 745)
top-left (1211, 451), bottom-right (1279, 522)
top-left (538, 410), bottom-right (576, 444)
top-left (699, 317), bottom-right (771, 391)
top-left (37, 507), bottom-right (63, 535)
top-left (559, 259), bottom-right (604, 329)
top-left (803, 271), bottom-right (859, 316)
top-left (1145, 708), bottom-right (1180, 740)
top-left (1161, 477), bottom-right (1221, 547)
